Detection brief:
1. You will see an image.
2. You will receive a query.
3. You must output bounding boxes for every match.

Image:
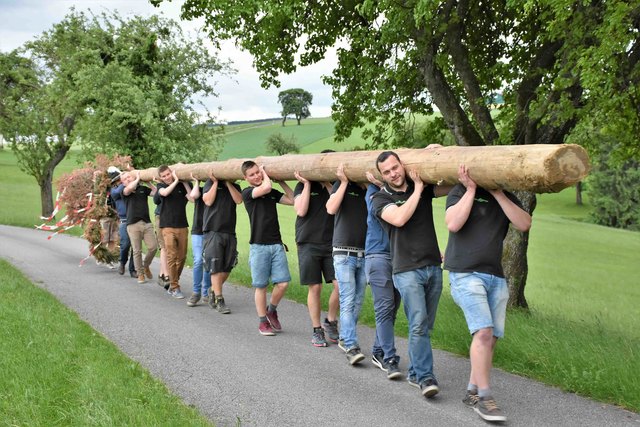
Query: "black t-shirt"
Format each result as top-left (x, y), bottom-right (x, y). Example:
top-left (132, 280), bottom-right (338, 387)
top-left (191, 185), bottom-right (205, 235)
top-left (372, 182), bottom-right (441, 273)
top-left (294, 181), bottom-right (334, 245)
top-left (157, 182), bottom-right (189, 228)
top-left (444, 185), bottom-right (522, 277)
top-left (242, 186), bottom-right (284, 244)
top-left (331, 181), bottom-right (367, 249)
top-left (202, 180), bottom-right (241, 234)
top-left (124, 185), bottom-right (152, 224)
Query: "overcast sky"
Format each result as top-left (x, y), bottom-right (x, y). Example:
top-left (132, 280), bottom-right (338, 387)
top-left (0, 0), bottom-right (337, 122)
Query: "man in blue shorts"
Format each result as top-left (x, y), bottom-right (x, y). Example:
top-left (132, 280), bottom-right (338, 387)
top-left (241, 161), bottom-right (294, 336)
top-left (444, 164), bottom-right (531, 422)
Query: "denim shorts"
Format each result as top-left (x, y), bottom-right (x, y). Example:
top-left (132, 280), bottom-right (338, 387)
top-left (249, 243), bottom-right (291, 288)
top-left (449, 272), bottom-right (509, 338)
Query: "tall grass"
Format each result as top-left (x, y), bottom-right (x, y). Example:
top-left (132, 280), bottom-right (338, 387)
top-left (0, 259), bottom-right (212, 426)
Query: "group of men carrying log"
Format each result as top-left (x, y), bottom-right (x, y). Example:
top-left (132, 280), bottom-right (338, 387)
top-left (105, 146), bottom-right (532, 423)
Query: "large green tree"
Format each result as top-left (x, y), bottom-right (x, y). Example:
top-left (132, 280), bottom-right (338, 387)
top-left (159, 0), bottom-right (640, 306)
top-left (0, 9), bottom-right (231, 217)
top-left (278, 88), bottom-right (313, 126)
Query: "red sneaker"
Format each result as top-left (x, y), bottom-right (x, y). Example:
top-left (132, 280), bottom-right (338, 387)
top-left (258, 320), bottom-right (275, 336)
top-left (266, 310), bottom-right (282, 332)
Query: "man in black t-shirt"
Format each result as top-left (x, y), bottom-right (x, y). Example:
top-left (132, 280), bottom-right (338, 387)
top-left (201, 172), bottom-right (243, 314)
top-left (293, 171), bottom-right (338, 347)
top-left (157, 165), bottom-right (194, 299)
top-left (371, 150), bottom-right (450, 399)
top-left (122, 171), bottom-right (158, 284)
top-left (444, 165), bottom-right (531, 422)
top-left (326, 163), bottom-right (368, 366)
top-left (241, 161), bottom-right (294, 336)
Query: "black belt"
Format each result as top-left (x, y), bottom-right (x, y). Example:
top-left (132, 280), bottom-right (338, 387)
top-left (333, 250), bottom-right (364, 258)
top-left (119, 218), bottom-right (127, 223)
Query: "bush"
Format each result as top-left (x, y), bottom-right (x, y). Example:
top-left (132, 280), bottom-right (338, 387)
top-left (588, 156), bottom-right (640, 231)
top-left (265, 133), bottom-right (300, 155)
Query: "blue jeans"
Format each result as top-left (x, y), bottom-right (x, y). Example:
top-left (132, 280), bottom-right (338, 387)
top-left (366, 254), bottom-right (401, 362)
top-left (333, 254), bottom-right (366, 349)
top-left (118, 220), bottom-right (135, 273)
top-left (393, 265), bottom-right (443, 382)
top-left (192, 234), bottom-right (211, 296)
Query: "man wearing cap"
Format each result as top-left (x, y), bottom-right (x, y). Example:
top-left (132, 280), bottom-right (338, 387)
top-left (109, 167), bottom-right (135, 277)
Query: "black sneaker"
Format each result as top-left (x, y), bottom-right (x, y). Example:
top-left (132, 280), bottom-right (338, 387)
top-left (463, 390), bottom-right (479, 407)
top-left (420, 377), bottom-right (440, 398)
top-left (215, 297), bottom-right (231, 314)
top-left (407, 375), bottom-right (420, 389)
top-left (346, 347), bottom-right (365, 365)
top-left (385, 358), bottom-right (402, 380)
top-left (371, 353), bottom-right (385, 371)
top-left (322, 319), bottom-right (339, 343)
top-left (475, 396), bottom-right (507, 422)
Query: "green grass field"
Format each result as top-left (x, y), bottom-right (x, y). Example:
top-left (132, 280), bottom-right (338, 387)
top-left (1, 118), bottom-right (639, 419)
top-left (0, 259), bottom-right (212, 426)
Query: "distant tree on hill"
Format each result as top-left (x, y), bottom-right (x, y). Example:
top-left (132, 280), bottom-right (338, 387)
top-left (266, 133), bottom-right (300, 155)
top-left (278, 88), bottom-right (312, 126)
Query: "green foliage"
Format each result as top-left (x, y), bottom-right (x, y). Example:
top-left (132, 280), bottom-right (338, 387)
top-left (0, 9), bottom-right (231, 215)
top-left (278, 88), bottom-right (313, 125)
top-left (265, 132), bottom-right (300, 155)
top-left (588, 155), bottom-right (640, 231)
top-left (0, 259), bottom-right (212, 425)
top-left (166, 0), bottom-right (639, 154)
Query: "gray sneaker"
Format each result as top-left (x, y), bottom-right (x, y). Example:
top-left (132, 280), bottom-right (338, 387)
top-left (322, 319), bottom-right (339, 343)
top-left (202, 294), bottom-right (210, 304)
top-left (171, 289), bottom-right (185, 299)
top-left (215, 297), bottom-right (231, 314)
top-left (311, 329), bottom-right (328, 347)
top-left (186, 293), bottom-right (200, 307)
top-left (475, 397), bottom-right (507, 422)
top-left (463, 390), bottom-right (480, 407)
top-left (346, 347), bottom-right (365, 365)
top-left (420, 378), bottom-right (440, 398)
top-left (337, 339), bottom-right (348, 353)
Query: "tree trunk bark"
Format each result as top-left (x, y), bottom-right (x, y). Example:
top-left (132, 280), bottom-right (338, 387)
top-left (38, 171), bottom-right (54, 218)
top-left (576, 181), bottom-right (583, 205)
top-left (133, 144), bottom-right (589, 193)
top-left (502, 190), bottom-right (537, 308)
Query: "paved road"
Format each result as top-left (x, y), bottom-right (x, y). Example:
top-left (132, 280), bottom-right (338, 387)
top-left (1, 224), bottom-right (638, 426)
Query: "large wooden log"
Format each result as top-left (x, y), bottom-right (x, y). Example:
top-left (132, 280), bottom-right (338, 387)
top-left (134, 144), bottom-right (589, 193)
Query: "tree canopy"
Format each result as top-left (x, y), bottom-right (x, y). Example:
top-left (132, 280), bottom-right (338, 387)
top-left (153, 0), bottom-right (639, 307)
top-left (0, 9), bottom-right (231, 216)
top-left (278, 88), bottom-right (313, 126)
